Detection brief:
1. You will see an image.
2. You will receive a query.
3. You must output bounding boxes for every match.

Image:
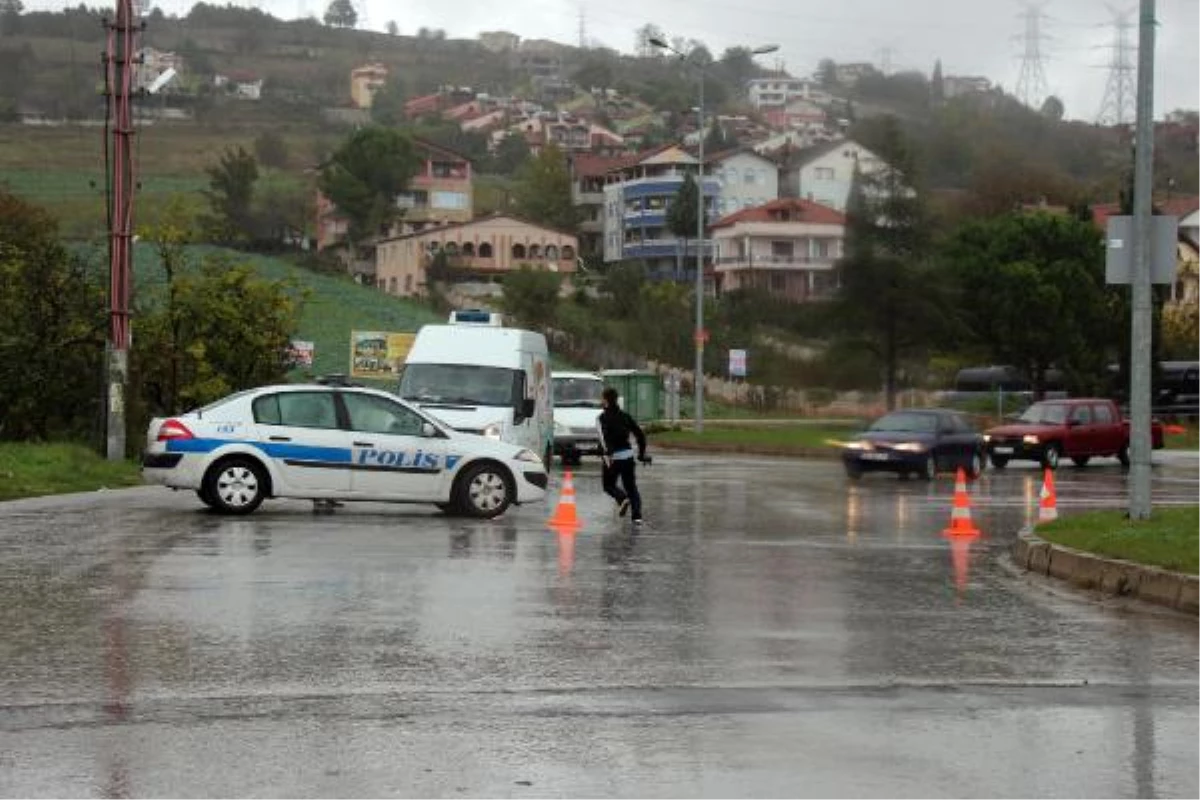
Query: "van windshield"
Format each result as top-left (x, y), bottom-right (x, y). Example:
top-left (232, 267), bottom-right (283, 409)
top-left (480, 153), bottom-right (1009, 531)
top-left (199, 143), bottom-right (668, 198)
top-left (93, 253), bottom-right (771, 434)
top-left (399, 364), bottom-right (521, 407)
top-left (553, 377), bottom-right (603, 407)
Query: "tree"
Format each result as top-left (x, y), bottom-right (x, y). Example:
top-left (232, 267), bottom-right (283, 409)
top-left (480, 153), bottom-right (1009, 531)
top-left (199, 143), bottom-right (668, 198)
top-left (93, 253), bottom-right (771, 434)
top-left (322, 0), bottom-right (356, 28)
top-left (0, 192), bottom-right (106, 441)
top-left (318, 126), bottom-right (421, 247)
top-left (816, 58), bottom-right (837, 89)
top-left (572, 55), bottom-right (614, 92)
top-left (501, 267), bottom-right (561, 332)
top-left (202, 146), bottom-right (259, 243)
top-left (703, 122), bottom-right (729, 155)
top-left (0, 0), bottom-right (23, 36)
top-left (512, 143), bottom-right (578, 232)
top-left (931, 59), bottom-right (944, 105)
top-left (490, 133), bottom-right (531, 176)
top-left (1040, 95), bottom-right (1065, 121)
top-left (385, 20), bottom-right (398, 36)
top-left (831, 116), bottom-right (943, 409)
top-left (667, 172), bottom-right (700, 280)
top-left (253, 130), bottom-right (289, 169)
top-left (134, 252), bottom-right (304, 416)
top-left (939, 211), bottom-right (1115, 397)
top-left (369, 77), bottom-right (407, 127)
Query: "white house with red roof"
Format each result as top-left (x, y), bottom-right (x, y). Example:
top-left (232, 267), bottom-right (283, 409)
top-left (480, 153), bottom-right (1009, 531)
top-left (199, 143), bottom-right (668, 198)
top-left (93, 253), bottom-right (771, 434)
top-left (710, 198), bottom-right (846, 302)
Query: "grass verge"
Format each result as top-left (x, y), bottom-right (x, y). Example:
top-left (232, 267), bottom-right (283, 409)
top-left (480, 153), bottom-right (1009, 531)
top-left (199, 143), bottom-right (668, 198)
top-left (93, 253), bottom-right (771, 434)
top-left (0, 443), bottom-right (142, 502)
top-left (1163, 423), bottom-right (1199, 450)
top-left (653, 423), bottom-right (861, 456)
top-left (1037, 506), bottom-right (1199, 575)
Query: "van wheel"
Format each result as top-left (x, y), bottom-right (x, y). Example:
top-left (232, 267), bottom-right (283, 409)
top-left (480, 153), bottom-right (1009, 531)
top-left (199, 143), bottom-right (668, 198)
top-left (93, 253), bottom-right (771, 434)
top-left (455, 462), bottom-right (512, 519)
top-left (1118, 445), bottom-right (1130, 467)
top-left (203, 457), bottom-right (267, 515)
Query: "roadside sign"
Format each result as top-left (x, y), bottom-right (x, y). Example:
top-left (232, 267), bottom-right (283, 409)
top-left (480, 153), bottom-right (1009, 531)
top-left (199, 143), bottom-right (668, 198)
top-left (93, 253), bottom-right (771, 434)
top-left (287, 340), bottom-right (315, 369)
top-left (1105, 215), bottom-right (1177, 285)
top-left (350, 331), bottom-right (416, 379)
top-left (729, 348), bottom-right (747, 378)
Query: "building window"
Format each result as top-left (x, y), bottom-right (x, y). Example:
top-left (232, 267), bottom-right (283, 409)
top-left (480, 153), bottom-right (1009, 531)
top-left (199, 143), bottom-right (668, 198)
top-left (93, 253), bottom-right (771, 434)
top-left (771, 241), bottom-right (793, 259)
top-left (562, 245), bottom-right (575, 260)
top-left (771, 273), bottom-right (786, 291)
top-left (388, 277), bottom-right (397, 294)
top-left (512, 243), bottom-right (526, 259)
top-left (404, 275), bottom-right (413, 293)
top-left (479, 242), bottom-right (494, 258)
top-left (744, 168), bottom-right (757, 184)
top-left (814, 239), bottom-right (830, 258)
top-left (545, 245), bottom-right (559, 260)
top-left (528, 244), bottom-right (541, 258)
top-left (444, 242), bottom-right (458, 256)
top-left (461, 242), bottom-right (475, 257)
top-left (815, 167), bottom-right (835, 180)
top-left (431, 191), bottom-right (469, 210)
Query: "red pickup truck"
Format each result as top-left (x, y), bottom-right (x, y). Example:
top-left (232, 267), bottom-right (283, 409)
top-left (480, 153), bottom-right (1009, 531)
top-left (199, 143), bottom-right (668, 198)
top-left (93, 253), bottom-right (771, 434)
top-left (984, 398), bottom-right (1164, 469)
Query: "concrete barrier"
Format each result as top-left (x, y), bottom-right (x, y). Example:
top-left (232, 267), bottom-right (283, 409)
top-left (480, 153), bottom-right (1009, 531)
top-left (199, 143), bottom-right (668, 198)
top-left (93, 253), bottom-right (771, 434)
top-left (1012, 529), bottom-right (1199, 615)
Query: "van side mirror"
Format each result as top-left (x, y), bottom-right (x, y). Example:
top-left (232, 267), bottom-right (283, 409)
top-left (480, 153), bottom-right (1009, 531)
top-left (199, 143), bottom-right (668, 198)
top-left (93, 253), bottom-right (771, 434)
top-left (517, 397), bottom-right (536, 420)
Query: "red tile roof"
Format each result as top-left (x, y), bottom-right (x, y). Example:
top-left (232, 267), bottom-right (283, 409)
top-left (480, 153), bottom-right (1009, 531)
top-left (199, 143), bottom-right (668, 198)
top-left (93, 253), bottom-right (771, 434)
top-left (711, 198), bottom-right (845, 229)
top-left (569, 153), bottom-right (630, 178)
top-left (1091, 196), bottom-right (1198, 229)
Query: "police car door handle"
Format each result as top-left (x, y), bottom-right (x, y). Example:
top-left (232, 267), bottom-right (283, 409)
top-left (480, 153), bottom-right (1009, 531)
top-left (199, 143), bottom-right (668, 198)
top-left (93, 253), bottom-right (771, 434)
top-left (268, 435), bottom-right (292, 442)
top-left (353, 441), bottom-right (375, 447)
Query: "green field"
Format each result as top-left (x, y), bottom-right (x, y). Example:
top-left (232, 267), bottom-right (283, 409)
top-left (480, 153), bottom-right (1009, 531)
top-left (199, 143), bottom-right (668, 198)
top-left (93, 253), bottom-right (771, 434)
top-left (0, 443), bottom-right (141, 502)
top-left (1038, 506), bottom-right (1200, 575)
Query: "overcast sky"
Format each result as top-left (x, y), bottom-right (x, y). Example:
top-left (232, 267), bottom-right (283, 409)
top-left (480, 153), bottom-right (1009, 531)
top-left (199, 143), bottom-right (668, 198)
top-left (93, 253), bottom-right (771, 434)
top-left (35, 0), bottom-right (1200, 119)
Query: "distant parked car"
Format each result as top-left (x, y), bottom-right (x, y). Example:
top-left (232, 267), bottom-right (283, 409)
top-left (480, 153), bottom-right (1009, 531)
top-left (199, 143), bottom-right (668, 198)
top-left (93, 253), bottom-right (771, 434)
top-left (841, 409), bottom-right (986, 481)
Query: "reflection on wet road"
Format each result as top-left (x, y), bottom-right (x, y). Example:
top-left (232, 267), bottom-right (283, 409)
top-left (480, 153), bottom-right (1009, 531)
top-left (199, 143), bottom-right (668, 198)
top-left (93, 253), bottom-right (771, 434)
top-left (0, 455), bottom-right (1196, 797)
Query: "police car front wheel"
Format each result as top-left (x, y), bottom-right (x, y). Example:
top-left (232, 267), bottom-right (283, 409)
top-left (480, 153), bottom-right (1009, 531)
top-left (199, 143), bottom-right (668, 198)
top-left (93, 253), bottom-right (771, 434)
top-left (455, 462), bottom-right (512, 519)
top-left (203, 457), bottom-right (268, 515)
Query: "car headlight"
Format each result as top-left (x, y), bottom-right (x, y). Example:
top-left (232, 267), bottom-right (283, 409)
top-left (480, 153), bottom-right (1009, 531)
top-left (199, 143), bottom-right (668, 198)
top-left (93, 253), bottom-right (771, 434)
top-left (482, 421), bottom-right (504, 440)
top-left (983, 434), bottom-right (992, 443)
top-left (893, 442), bottom-right (928, 453)
top-left (844, 441), bottom-right (870, 451)
top-left (514, 449), bottom-right (542, 463)
top-left (1023, 434), bottom-right (1040, 445)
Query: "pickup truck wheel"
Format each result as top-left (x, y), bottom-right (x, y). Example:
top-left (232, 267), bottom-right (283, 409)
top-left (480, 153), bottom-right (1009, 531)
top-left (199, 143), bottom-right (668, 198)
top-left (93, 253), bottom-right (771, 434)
top-left (1071, 456), bottom-right (1090, 468)
top-left (990, 454), bottom-right (1008, 469)
top-left (1041, 443), bottom-right (1061, 470)
top-left (1118, 445), bottom-right (1130, 467)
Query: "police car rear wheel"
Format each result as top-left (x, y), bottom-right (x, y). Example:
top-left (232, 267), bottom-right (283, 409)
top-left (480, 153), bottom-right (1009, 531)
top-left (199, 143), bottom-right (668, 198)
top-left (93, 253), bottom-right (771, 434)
top-left (456, 462), bottom-right (511, 519)
top-left (204, 457), bottom-right (267, 515)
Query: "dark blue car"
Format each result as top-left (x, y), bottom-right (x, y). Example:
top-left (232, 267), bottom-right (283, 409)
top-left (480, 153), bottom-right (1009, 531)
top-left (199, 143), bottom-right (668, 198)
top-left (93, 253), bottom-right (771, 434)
top-left (842, 409), bottom-right (987, 481)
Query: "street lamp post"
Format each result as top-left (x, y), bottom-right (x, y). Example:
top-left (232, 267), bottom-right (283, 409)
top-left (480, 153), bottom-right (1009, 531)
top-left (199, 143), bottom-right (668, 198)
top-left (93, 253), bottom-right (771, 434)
top-left (649, 37), bottom-right (778, 433)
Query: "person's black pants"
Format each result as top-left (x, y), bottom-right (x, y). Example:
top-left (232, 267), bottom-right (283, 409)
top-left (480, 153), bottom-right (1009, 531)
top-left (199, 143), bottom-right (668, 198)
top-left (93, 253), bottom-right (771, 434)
top-left (601, 458), bottom-right (641, 520)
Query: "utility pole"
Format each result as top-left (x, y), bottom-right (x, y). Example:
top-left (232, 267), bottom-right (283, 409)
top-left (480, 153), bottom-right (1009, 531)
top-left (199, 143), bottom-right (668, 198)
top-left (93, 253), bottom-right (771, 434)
top-left (1096, 5), bottom-right (1137, 126)
top-left (1014, 2), bottom-right (1051, 108)
top-left (1127, 0), bottom-right (1155, 520)
top-left (103, 0), bottom-right (138, 461)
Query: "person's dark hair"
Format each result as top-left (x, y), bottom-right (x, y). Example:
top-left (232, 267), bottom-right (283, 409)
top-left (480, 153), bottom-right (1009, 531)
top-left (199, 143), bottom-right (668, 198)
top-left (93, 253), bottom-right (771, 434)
top-left (602, 387), bottom-right (619, 407)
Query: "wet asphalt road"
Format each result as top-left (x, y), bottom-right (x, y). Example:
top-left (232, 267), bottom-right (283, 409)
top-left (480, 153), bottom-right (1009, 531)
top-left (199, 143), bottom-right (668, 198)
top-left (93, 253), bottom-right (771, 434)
top-left (0, 453), bottom-right (1197, 798)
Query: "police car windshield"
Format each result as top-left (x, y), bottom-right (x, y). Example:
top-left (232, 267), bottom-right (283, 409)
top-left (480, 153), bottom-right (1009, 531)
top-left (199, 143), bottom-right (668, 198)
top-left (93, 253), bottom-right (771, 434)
top-left (553, 378), bottom-right (603, 407)
top-left (399, 364), bottom-right (520, 407)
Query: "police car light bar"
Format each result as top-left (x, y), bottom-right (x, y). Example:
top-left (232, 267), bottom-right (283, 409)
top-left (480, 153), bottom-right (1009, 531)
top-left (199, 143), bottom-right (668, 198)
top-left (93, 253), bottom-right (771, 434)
top-left (448, 309), bottom-right (503, 326)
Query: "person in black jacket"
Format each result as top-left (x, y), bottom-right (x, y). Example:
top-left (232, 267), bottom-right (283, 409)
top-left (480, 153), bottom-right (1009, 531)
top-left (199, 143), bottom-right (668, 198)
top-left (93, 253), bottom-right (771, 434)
top-left (595, 387), bottom-right (650, 524)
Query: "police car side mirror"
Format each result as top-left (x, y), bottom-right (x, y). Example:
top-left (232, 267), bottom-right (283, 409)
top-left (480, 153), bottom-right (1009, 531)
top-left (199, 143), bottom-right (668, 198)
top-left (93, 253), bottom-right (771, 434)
top-left (421, 421), bottom-right (438, 438)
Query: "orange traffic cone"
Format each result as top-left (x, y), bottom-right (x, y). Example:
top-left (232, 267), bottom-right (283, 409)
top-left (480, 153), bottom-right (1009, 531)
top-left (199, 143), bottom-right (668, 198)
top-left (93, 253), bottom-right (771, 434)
top-left (547, 469), bottom-right (582, 532)
top-left (1037, 468), bottom-right (1058, 524)
top-left (944, 527), bottom-right (980, 599)
top-left (942, 467), bottom-right (981, 536)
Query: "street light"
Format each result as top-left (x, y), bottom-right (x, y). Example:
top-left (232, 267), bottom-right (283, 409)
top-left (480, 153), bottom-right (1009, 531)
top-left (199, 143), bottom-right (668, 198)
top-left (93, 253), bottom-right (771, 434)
top-left (649, 37), bottom-right (778, 433)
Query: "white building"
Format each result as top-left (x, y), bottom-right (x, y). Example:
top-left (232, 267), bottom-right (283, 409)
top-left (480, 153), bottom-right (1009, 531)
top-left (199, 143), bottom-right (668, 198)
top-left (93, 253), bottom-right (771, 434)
top-left (779, 139), bottom-right (887, 212)
top-left (746, 77), bottom-right (829, 110)
top-left (706, 149), bottom-right (780, 218)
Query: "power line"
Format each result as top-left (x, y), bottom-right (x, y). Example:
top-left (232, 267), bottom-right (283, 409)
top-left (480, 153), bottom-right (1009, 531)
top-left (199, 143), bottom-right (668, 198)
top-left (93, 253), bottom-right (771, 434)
top-left (1014, 1), bottom-right (1051, 108)
top-left (1095, 5), bottom-right (1137, 126)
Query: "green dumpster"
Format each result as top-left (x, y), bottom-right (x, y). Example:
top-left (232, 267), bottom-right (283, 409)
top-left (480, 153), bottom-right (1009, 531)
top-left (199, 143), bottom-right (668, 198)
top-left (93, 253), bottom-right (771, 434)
top-left (599, 369), bottom-right (661, 423)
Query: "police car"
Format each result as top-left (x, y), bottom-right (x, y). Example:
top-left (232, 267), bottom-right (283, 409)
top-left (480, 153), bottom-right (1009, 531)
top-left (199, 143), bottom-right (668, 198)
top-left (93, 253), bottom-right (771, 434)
top-left (141, 384), bottom-right (549, 518)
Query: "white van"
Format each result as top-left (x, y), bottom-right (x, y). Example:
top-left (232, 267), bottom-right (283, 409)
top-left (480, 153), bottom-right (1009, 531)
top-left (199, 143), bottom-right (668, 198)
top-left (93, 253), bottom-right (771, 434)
top-left (551, 371), bottom-right (604, 466)
top-left (398, 311), bottom-right (554, 465)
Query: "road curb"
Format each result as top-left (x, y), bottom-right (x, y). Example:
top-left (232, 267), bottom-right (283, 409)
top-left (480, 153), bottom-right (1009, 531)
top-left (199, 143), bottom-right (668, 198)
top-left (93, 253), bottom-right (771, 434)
top-left (1011, 528), bottom-right (1199, 615)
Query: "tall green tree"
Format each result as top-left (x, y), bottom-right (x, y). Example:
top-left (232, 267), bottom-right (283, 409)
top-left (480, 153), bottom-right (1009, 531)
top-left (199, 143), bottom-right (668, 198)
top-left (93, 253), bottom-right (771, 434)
top-left (318, 126), bottom-right (421, 247)
top-left (0, 0), bottom-right (23, 36)
top-left (322, 0), bottom-right (356, 27)
top-left (202, 146), bottom-right (259, 243)
top-left (490, 133), bottom-right (531, 176)
top-left (512, 143), bottom-right (578, 232)
top-left (0, 192), bottom-right (106, 441)
top-left (369, 77), bottom-right (407, 127)
top-left (939, 211), bottom-right (1115, 396)
top-left (501, 267), bottom-right (561, 332)
top-left (832, 116), bottom-right (943, 409)
top-left (667, 171), bottom-right (700, 280)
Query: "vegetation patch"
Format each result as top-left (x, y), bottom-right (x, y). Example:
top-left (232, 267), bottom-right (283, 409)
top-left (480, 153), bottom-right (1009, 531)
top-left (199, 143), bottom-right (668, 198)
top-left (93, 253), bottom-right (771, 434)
top-left (1038, 506), bottom-right (1200, 575)
top-left (0, 443), bottom-right (141, 502)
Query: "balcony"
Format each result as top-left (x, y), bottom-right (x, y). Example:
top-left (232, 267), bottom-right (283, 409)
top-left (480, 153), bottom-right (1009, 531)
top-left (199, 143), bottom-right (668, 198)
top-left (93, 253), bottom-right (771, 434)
top-left (714, 254), bottom-right (837, 270)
